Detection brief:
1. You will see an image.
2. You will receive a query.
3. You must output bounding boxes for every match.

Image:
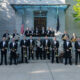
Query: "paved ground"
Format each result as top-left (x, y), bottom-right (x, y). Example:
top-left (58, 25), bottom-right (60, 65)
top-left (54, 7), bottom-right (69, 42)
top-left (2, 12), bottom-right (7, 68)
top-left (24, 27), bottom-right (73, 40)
top-left (0, 60), bottom-right (80, 80)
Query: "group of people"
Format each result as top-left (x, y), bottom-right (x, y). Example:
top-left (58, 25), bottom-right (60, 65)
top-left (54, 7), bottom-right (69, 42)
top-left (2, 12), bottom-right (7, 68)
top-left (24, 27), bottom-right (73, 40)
top-left (0, 29), bottom-right (80, 66)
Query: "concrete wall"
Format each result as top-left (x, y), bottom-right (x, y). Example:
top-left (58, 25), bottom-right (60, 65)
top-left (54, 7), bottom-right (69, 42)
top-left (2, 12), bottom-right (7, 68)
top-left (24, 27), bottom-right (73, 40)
top-left (65, 0), bottom-right (80, 37)
top-left (0, 1), bottom-right (16, 40)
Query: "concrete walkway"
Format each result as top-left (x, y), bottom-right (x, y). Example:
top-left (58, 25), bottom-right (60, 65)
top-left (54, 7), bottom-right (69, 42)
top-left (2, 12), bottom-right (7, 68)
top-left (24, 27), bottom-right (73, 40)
top-left (0, 60), bottom-right (80, 80)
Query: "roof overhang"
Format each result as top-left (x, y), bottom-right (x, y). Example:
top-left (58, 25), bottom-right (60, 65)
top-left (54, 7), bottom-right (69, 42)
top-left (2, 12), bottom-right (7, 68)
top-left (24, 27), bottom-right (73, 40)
top-left (11, 4), bottom-right (70, 12)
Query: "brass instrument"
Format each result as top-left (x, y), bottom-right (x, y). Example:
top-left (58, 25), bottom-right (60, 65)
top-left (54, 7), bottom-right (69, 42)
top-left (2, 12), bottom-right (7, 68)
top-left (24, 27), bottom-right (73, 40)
top-left (23, 46), bottom-right (27, 58)
top-left (71, 38), bottom-right (77, 42)
top-left (11, 48), bottom-right (16, 52)
top-left (2, 47), bottom-right (7, 51)
top-left (45, 46), bottom-right (49, 54)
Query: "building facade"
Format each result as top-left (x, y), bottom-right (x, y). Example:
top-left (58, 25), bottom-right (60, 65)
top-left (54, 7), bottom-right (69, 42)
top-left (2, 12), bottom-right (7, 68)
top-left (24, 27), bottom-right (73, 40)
top-left (0, 0), bottom-right (80, 39)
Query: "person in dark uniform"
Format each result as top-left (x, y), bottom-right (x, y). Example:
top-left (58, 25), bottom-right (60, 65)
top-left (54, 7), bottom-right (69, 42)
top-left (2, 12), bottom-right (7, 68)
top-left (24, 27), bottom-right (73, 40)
top-left (46, 27), bottom-right (52, 36)
top-left (0, 37), bottom-right (8, 65)
top-left (28, 36), bottom-right (35, 60)
top-left (36, 37), bottom-right (42, 60)
top-left (3, 30), bottom-right (10, 42)
top-left (34, 27), bottom-right (39, 36)
top-left (51, 37), bottom-right (59, 63)
top-left (20, 36), bottom-right (28, 63)
top-left (62, 31), bottom-right (69, 41)
top-left (12, 29), bottom-right (20, 42)
top-left (63, 36), bottom-right (72, 65)
top-left (51, 28), bottom-right (55, 37)
top-left (41, 27), bottom-right (46, 36)
top-left (9, 38), bottom-right (18, 65)
top-left (75, 37), bottom-right (80, 65)
top-left (25, 27), bottom-right (30, 36)
top-left (43, 36), bottom-right (51, 60)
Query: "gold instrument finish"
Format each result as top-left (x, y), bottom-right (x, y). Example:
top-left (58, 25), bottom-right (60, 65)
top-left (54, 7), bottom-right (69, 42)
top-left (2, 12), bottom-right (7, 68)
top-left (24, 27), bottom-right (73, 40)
top-left (45, 46), bottom-right (49, 54)
top-left (11, 48), bottom-right (16, 52)
top-left (54, 46), bottom-right (58, 57)
top-left (71, 38), bottom-right (77, 42)
top-left (23, 46), bottom-right (27, 57)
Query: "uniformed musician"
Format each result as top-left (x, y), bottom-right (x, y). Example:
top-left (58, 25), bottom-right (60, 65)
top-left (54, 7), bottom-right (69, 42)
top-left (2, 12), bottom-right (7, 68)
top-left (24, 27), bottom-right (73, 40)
top-left (9, 38), bottom-right (18, 65)
top-left (20, 36), bottom-right (28, 63)
top-left (51, 37), bottom-right (59, 63)
top-left (0, 37), bottom-right (8, 65)
top-left (63, 36), bottom-right (72, 65)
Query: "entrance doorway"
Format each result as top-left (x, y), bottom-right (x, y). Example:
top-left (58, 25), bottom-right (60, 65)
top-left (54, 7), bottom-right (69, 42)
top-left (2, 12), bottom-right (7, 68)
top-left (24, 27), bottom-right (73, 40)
top-left (34, 11), bottom-right (47, 31)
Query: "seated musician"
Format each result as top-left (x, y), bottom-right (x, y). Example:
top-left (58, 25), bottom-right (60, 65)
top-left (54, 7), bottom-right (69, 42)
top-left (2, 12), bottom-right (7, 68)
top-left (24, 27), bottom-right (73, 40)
top-left (41, 27), bottom-right (46, 36)
top-left (25, 27), bottom-right (30, 36)
top-left (62, 31), bottom-right (69, 41)
top-left (71, 33), bottom-right (77, 42)
top-left (0, 37), bottom-right (8, 65)
top-left (43, 35), bottom-right (51, 60)
top-left (51, 37), bottom-right (59, 63)
top-left (28, 36), bottom-right (35, 60)
top-left (20, 36), bottom-right (28, 63)
top-left (12, 29), bottom-right (20, 42)
top-left (9, 38), bottom-right (18, 65)
top-left (34, 27), bottom-right (39, 36)
top-left (46, 27), bottom-right (52, 36)
top-left (63, 36), bottom-right (72, 65)
top-left (3, 30), bottom-right (10, 42)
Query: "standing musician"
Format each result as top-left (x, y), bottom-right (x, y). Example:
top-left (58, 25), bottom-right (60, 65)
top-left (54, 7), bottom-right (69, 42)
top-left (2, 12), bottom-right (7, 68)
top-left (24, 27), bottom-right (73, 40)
top-left (20, 36), bottom-right (28, 63)
top-left (63, 36), bottom-right (72, 65)
top-left (75, 37), bottom-right (80, 65)
top-left (51, 37), bottom-right (59, 63)
top-left (62, 31), bottom-right (69, 41)
top-left (3, 30), bottom-right (10, 42)
top-left (28, 36), bottom-right (35, 60)
top-left (36, 37), bottom-right (42, 60)
top-left (9, 38), bottom-right (18, 65)
top-left (43, 36), bottom-right (51, 60)
top-left (25, 27), bottom-right (30, 36)
top-left (0, 37), bottom-right (8, 65)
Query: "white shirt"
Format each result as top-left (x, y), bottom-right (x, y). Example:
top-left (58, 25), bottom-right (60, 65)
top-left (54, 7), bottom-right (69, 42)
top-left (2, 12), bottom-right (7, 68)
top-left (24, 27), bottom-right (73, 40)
top-left (30, 40), bottom-right (32, 44)
top-left (67, 41), bottom-right (69, 46)
top-left (46, 40), bottom-right (48, 45)
top-left (78, 42), bottom-right (80, 46)
top-left (3, 41), bottom-right (5, 47)
top-left (13, 42), bottom-right (15, 47)
top-left (24, 40), bottom-right (26, 43)
top-left (54, 41), bottom-right (56, 45)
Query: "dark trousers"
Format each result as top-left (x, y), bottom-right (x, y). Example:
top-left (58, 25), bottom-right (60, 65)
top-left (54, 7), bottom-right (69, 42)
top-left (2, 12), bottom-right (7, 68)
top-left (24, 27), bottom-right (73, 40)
top-left (29, 48), bottom-right (34, 60)
top-left (21, 48), bottom-right (28, 63)
top-left (1, 51), bottom-right (7, 65)
top-left (36, 47), bottom-right (42, 60)
top-left (64, 51), bottom-right (72, 65)
top-left (52, 51), bottom-right (54, 63)
top-left (10, 51), bottom-right (17, 65)
top-left (75, 52), bottom-right (80, 65)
